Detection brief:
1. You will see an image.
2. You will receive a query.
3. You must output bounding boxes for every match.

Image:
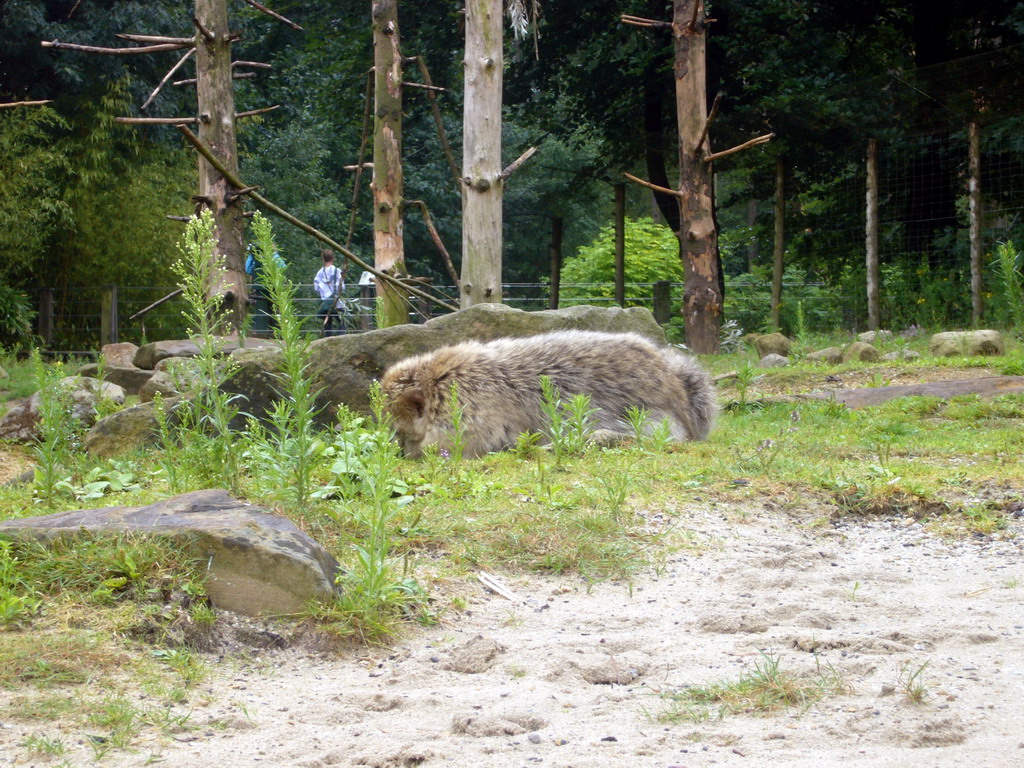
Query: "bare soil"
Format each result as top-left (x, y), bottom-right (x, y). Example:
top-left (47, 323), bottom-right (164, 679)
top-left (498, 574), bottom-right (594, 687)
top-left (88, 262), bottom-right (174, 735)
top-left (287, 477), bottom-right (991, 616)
top-left (3, 502), bottom-right (1023, 768)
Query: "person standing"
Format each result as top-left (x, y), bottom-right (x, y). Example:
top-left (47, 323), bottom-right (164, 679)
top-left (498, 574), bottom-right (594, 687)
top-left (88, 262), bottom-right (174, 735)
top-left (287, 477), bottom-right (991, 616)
top-left (314, 249), bottom-right (345, 336)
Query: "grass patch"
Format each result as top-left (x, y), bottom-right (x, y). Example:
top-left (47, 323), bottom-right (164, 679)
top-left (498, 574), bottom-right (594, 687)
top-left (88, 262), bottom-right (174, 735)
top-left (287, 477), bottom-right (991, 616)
top-left (659, 652), bottom-right (851, 723)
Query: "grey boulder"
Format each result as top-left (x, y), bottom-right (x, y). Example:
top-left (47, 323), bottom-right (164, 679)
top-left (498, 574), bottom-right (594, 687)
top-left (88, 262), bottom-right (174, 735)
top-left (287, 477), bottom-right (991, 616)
top-left (0, 489), bottom-right (341, 616)
top-left (929, 330), bottom-right (1004, 357)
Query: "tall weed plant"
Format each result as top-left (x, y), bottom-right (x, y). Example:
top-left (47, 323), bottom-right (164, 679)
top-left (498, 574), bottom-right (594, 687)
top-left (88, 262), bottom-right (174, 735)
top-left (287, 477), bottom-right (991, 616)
top-left (329, 383), bottom-right (426, 640)
top-left (994, 240), bottom-right (1024, 335)
top-left (249, 212), bottom-right (322, 513)
top-left (31, 351), bottom-right (79, 508)
top-left (165, 210), bottom-right (242, 493)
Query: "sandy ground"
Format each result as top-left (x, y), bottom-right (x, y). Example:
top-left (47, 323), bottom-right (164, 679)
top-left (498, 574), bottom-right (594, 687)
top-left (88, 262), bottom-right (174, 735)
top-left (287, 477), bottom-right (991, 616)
top-left (4, 502), bottom-right (1023, 768)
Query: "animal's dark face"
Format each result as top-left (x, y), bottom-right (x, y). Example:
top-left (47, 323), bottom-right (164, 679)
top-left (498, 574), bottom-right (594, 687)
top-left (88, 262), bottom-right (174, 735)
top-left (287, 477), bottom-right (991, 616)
top-left (385, 386), bottom-right (430, 458)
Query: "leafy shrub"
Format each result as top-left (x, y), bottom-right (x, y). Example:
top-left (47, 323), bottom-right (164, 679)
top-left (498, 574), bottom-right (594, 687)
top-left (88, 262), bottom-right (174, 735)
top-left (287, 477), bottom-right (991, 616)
top-left (0, 285), bottom-right (35, 350)
top-left (560, 217), bottom-right (683, 303)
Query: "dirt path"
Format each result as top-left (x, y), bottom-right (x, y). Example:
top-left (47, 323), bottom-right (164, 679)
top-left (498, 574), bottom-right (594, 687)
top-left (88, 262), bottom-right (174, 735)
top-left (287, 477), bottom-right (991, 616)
top-left (8, 504), bottom-right (1021, 768)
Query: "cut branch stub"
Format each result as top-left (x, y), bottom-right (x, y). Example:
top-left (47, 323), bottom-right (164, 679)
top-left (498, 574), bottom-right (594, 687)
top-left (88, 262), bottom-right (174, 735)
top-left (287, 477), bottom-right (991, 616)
top-left (239, 0), bottom-right (303, 30)
top-left (703, 132), bottom-right (774, 163)
top-left (499, 146), bottom-right (537, 181)
top-left (41, 40), bottom-right (192, 54)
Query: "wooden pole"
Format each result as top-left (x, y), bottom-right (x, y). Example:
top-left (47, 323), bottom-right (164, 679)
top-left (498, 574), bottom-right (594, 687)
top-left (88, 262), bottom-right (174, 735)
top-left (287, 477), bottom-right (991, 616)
top-left (194, 0), bottom-right (247, 330)
top-left (771, 158), bottom-right (785, 331)
top-left (653, 280), bottom-right (672, 324)
top-left (460, 0), bottom-right (504, 307)
top-left (674, 0), bottom-right (721, 353)
top-left (100, 284), bottom-right (119, 345)
top-left (549, 216), bottom-right (563, 310)
top-left (866, 138), bottom-right (880, 331)
top-left (372, 0), bottom-right (409, 326)
top-left (969, 122), bottom-right (983, 326)
top-left (359, 283), bottom-right (374, 331)
top-left (614, 183), bottom-right (626, 307)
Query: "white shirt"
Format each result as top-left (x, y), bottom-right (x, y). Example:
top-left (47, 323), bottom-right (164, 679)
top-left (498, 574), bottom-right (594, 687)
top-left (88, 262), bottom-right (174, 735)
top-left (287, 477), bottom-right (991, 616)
top-left (314, 265), bottom-right (344, 306)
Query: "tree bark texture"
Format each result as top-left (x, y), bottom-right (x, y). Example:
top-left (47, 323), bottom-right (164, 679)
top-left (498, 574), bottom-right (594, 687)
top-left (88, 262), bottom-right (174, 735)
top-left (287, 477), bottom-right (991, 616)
top-left (614, 183), bottom-right (626, 307)
top-left (549, 216), bottom-right (563, 310)
top-left (194, 0), bottom-right (247, 328)
top-left (968, 122), bottom-right (983, 326)
top-left (866, 138), bottom-right (880, 331)
top-left (460, 0), bottom-right (503, 308)
top-left (673, 0), bottom-right (721, 353)
top-left (771, 159), bottom-right (784, 330)
top-left (372, 0), bottom-right (409, 326)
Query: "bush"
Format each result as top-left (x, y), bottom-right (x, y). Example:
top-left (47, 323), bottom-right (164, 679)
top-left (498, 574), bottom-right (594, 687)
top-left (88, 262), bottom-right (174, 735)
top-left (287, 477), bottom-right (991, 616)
top-left (560, 217), bottom-right (684, 303)
top-left (0, 285), bottom-right (35, 350)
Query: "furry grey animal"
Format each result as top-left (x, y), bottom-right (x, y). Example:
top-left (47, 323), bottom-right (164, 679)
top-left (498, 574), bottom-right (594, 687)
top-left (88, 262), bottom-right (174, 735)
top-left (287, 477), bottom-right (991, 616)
top-left (380, 330), bottom-right (717, 458)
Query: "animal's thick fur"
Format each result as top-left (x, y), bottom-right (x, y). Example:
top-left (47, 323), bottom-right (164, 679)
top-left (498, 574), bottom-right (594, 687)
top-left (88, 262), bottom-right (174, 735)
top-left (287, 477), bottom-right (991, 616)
top-left (380, 330), bottom-right (717, 458)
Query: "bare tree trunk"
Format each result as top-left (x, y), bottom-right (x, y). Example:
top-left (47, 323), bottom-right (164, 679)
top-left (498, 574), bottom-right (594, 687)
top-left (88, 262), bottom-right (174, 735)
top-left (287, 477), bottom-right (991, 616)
top-left (746, 199), bottom-right (759, 272)
top-left (674, 0), bottom-right (721, 354)
top-left (460, 0), bottom-right (503, 308)
top-left (968, 122), bottom-right (983, 326)
top-left (771, 158), bottom-right (785, 330)
top-left (549, 216), bottom-right (563, 310)
top-left (195, 0), bottom-right (247, 328)
top-left (614, 183), bottom-right (626, 307)
top-left (866, 138), bottom-right (880, 331)
top-left (372, 0), bottom-right (409, 325)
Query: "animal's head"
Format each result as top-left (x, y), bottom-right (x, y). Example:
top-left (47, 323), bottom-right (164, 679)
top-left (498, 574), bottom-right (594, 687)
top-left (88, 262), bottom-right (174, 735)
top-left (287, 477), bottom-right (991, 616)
top-left (380, 366), bottom-right (443, 458)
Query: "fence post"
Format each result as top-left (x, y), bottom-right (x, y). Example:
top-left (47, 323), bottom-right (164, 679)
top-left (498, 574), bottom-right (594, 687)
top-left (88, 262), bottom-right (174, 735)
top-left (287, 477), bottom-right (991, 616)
top-left (653, 280), bottom-right (672, 325)
top-left (38, 288), bottom-right (53, 346)
top-left (771, 158), bottom-right (785, 330)
top-left (866, 138), bottom-right (880, 331)
top-left (968, 122), bottom-right (983, 326)
top-left (549, 215), bottom-right (563, 310)
top-left (359, 284), bottom-right (374, 331)
top-left (101, 284), bottom-right (119, 345)
top-left (614, 183), bottom-right (626, 307)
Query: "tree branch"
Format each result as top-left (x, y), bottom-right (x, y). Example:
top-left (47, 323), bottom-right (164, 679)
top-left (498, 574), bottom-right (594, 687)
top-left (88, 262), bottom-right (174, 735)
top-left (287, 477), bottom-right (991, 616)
top-left (623, 171), bottom-right (684, 199)
top-left (142, 48), bottom-right (195, 110)
top-left (239, 0), bottom-right (303, 31)
top-left (696, 92), bottom-right (722, 155)
top-left (116, 33), bottom-right (194, 45)
top-left (175, 125), bottom-right (457, 313)
top-left (620, 14), bottom-right (672, 30)
top-left (192, 16), bottom-right (215, 42)
top-left (345, 68), bottom-right (374, 248)
top-left (499, 146), bottom-right (538, 181)
top-left (174, 72), bottom-right (255, 86)
top-left (703, 132), bottom-right (775, 163)
top-left (236, 105), bottom-right (280, 119)
top-left (233, 60), bottom-right (272, 69)
top-left (41, 40), bottom-right (192, 54)
top-left (404, 81), bottom-right (446, 93)
top-left (117, 115), bottom-right (197, 124)
top-left (411, 55), bottom-right (462, 192)
top-left (405, 199), bottom-right (460, 287)
top-left (0, 100), bottom-right (53, 109)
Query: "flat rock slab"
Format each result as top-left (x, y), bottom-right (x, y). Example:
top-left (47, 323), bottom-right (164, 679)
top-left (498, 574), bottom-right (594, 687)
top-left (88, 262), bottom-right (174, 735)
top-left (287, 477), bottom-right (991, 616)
top-left (77, 364), bottom-right (156, 395)
top-left (134, 337), bottom-right (280, 370)
top-left (0, 489), bottom-right (340, 616)
top-left (800, 375), bottom-right (1024, 409)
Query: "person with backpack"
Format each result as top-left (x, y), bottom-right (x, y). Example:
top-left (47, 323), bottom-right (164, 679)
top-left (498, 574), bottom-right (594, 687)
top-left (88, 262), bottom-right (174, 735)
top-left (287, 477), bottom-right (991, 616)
top-left (245, 245), bottom-right (285, 336)
top-left (314, 249), bottom-right (346, 336)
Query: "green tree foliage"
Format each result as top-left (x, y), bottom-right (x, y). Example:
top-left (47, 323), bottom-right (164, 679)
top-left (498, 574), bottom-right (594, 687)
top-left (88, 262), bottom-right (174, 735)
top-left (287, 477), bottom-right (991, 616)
top-left (47, 79), bottom-right (195, 292)
top-left (0, 107), bottom-right (72, 283)
top-left (560, 217), bottom-right (683, 303)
